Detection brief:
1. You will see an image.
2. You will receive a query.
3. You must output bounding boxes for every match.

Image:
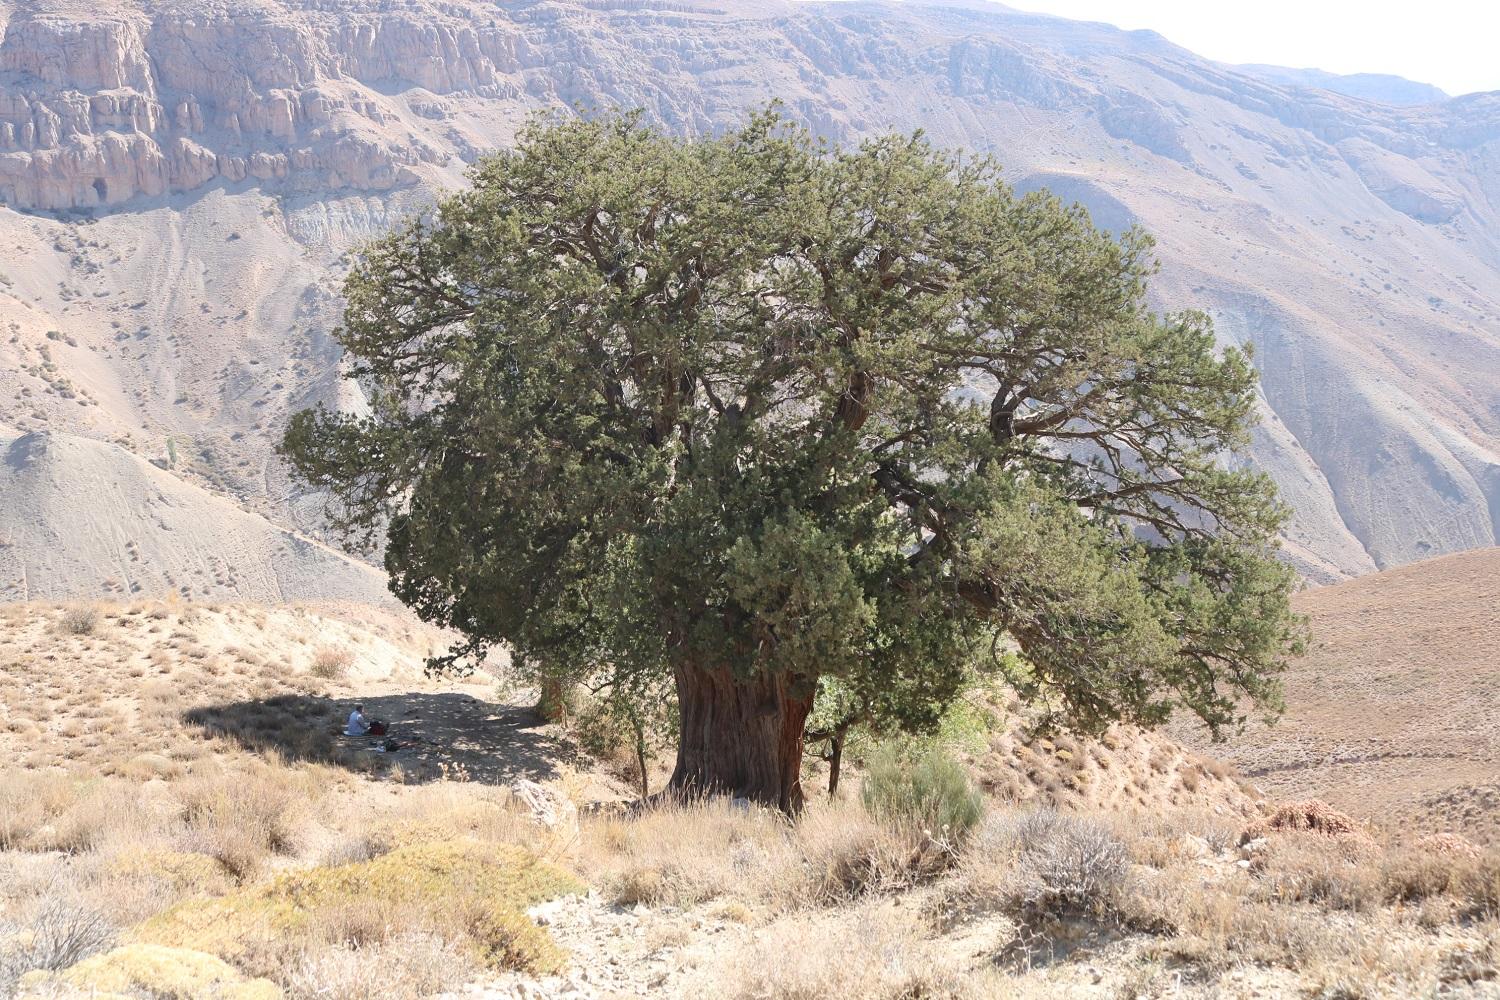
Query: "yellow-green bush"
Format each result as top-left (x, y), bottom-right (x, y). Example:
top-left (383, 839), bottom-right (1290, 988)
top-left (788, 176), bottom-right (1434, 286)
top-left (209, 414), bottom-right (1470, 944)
top-left (17, 943), bottom-right (281, 999)
top-left (137, 839), bottom-right (582, 975)
top-left (861, 744), bottom-right (985, 843)
top-left (108, 850), bottom-right (235, 899)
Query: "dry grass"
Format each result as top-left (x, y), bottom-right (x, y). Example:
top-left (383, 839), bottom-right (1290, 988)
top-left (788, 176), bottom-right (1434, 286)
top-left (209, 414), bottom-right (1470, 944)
top-left (308, 645), bottom-right (353, 680)
top-left (578, 797), bottom-right (938, 912)
top-left (175, 762), bottom-right (315, 879)
top-left (686, 900), bottom-right (992, 1000)
top-left (280, 932), bottom-right (478, 1000)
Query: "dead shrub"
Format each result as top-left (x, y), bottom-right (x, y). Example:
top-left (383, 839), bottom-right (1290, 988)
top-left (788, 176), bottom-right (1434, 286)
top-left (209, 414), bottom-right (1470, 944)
top-left (0, 886), bottom-right (116, 989)
top-left (309, 646), bottom-right (354, 680)
top-left (281, 932), bottom-right (479, 1000)
top-left (943, 808), bottom-right (1131, 924)
top-left (57, 605), bottom-right (100, 636)
top-left (1245, 799), bottom-right (1368, 841)
top-left (1006, 812), bottom-right (1130, 919)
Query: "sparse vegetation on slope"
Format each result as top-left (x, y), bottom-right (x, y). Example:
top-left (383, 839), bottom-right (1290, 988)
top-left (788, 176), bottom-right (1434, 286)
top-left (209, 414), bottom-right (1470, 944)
top-left (1, 597), bottom-right (1496, 998)
top-left (1172, 546), bottom-right (1500, 845)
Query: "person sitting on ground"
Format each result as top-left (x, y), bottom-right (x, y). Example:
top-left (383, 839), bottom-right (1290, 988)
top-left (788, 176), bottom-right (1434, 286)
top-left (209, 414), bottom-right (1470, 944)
top-left (345, 703), bottom-right (371, 737)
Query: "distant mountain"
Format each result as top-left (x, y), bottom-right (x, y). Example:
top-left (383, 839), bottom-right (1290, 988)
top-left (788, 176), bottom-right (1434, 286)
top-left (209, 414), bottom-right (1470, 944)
top-left (1, 0), bottom-right (1498, 593)
top-left (1237, 64), bottom-right (1450, 106)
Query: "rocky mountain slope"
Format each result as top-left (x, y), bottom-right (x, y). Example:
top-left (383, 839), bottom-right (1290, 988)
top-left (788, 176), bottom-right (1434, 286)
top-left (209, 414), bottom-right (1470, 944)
top-left (0, 423), bottom-right (393, 602)
top-left (1, 0), bottom-right (1498, 589)
top-left (1172, 546), bottom-right (1500, 845)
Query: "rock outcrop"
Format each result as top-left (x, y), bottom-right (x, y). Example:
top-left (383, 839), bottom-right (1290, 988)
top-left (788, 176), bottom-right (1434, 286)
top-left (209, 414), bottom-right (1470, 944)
top-left (0, 5), bottom-right (457, 209)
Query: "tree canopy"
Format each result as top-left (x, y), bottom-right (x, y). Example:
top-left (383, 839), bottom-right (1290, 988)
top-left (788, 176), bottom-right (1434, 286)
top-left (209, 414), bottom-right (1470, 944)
top-left (281, 109), bottom-right (1305, 812)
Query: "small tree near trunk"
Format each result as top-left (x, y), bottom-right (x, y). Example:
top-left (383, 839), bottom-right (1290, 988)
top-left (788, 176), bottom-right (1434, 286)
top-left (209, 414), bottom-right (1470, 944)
top-left (281, 109), bottom-right (1305, 814)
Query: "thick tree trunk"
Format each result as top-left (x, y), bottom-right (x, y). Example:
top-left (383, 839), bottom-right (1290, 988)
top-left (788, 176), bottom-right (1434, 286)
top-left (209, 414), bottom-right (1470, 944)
top-left (534, 676), bottom-right (570, 724)
top-left (668, 664), bottom-right (816, 814)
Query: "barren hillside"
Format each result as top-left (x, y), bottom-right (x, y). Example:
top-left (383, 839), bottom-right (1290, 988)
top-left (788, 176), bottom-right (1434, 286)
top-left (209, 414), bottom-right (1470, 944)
top-left (0, 0), bottom-right (1497, 593)
top-left (0, 424), bottom-right (394, 602)
top-left (1174, 546), bottom-right (1500, 844)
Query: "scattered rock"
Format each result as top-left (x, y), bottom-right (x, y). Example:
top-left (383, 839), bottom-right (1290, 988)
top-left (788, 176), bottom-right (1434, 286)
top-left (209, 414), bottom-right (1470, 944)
top-left (510, 779), bottom-right (578, 833)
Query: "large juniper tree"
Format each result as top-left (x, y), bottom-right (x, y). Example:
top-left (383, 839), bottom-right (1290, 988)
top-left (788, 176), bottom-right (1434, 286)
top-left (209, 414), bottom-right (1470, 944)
top-left (281, 110), bottom-right (1303, 813)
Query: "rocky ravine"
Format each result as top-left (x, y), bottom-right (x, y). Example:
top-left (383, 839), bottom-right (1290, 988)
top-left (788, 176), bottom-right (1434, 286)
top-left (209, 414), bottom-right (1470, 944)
top-left (0, 0), bottom-right (1498, 593)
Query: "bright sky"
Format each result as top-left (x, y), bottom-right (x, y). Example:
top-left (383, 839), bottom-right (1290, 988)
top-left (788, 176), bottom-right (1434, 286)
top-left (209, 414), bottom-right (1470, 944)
top-left (1004, 0), bottom-right (1500, 97)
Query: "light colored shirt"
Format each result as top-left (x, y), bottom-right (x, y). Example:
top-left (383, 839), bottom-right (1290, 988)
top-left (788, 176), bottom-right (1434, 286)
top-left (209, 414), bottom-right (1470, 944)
top-left (346, 710), bottom-right (370, 736)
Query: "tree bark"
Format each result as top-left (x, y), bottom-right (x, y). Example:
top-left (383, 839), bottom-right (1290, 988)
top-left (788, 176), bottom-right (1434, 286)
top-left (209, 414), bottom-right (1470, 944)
top-left (826, 729), bottom-right (846, 797)
top-left (534, 676), bottom-right (570, 724)
top-left (667, 663), bottom-right (816, 814)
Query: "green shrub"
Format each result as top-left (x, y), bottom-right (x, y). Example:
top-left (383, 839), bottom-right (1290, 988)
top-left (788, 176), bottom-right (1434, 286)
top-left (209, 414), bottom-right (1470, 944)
top-left (860, 744), bottom-right (984, 842)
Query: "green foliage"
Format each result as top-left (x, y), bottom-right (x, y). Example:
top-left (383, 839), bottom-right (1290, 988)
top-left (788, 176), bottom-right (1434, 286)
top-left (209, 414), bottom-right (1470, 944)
top-left (571, 675), bottom-right (676, 798)
top-left (806, 668), bottom-right (1004, 782)
top-left (280, 106), bottom-right (1304, 773)
top-left (861, 744), bottom-right (985, 840)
